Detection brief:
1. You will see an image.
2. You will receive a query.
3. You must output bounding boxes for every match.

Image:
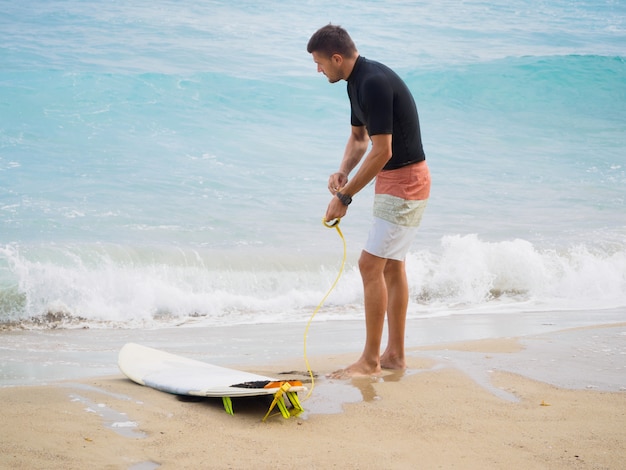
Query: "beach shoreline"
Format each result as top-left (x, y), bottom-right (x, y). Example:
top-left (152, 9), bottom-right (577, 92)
top-left (2, 307), bottom-right (625, 388)
top-left (1, 319), bottom-right (625, 469)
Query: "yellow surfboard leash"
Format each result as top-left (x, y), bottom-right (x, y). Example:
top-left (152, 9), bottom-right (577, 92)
top-left (261, 218), bottom-right (346, 420)
top-left (302, 218), bottom-right (347, 401)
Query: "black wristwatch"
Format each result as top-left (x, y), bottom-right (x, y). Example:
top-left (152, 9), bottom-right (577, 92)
top-left (336, 191), bottom-right (352, 206)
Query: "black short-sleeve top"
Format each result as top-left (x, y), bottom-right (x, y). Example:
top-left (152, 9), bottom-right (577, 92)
top-left (347, 56), bottom-right (426, 171)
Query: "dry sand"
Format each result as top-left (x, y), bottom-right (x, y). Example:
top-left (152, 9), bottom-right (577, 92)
top-left (1, 326), bottom-right (625, 470)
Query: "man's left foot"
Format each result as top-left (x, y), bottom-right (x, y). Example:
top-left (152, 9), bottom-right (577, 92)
top-left (380, 352), bottom-right (406, 370)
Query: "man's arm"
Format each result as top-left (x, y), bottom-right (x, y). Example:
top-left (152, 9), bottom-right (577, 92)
top-left (325, 132), bottom-right (392, 222)
top-left (328, 125), bottom-right (370, 194)
top-left (341, 132), bottom-right (392, 197)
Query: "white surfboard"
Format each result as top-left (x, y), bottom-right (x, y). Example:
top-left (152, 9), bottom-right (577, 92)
top-left (118, 343), bottom-right (306, 418)
top-left (118, 342), bottom-right (307, 397)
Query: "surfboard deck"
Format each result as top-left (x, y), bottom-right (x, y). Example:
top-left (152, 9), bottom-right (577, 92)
top-left (118, 342), bottom-right (306, 398)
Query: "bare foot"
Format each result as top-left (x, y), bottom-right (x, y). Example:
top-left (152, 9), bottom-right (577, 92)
top-left (380, 351), bottom-right (406, 371)
top-left (327, 357), bottom-right (381, 379)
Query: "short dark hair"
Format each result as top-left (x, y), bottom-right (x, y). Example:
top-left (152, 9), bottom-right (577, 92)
top-left (307, 24), bottom-right (357, 58)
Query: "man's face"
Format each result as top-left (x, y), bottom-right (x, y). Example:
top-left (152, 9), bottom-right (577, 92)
top-left (311, 51), bottom-right (343, 83)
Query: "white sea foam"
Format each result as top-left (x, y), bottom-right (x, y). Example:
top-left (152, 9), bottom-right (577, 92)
top-left (1, 234), bottom-right (624, 329)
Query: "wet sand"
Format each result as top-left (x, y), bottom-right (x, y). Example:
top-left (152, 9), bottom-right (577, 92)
top-left (1, 320), bottom-right (625, 469)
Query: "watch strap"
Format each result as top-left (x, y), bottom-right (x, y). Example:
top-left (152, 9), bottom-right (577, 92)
top-left (336, 191), bottom-right (352, 206)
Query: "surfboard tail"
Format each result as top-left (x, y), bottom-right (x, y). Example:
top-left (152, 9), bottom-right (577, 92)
top-left (262, 381), bottom-right (305, 421)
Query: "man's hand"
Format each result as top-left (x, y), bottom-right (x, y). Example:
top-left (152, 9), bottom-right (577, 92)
top-left (328, 172), bottom-right (348, 195)
top-left (325, 193), bottom-right (349, 222)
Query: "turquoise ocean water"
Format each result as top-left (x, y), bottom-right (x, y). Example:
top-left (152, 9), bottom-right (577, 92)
top-left (1, 0), bottom-right (625, 329)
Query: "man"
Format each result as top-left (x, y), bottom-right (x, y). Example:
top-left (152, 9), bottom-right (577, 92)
top-left (307, 24), bottom-right (431, 378)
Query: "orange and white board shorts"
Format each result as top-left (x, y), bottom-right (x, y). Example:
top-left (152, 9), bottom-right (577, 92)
top-left (364, 160), bottom-right (431, 261)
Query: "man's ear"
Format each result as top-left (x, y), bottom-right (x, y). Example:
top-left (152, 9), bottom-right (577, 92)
top-left (331, 53), bottom-right (343, 65)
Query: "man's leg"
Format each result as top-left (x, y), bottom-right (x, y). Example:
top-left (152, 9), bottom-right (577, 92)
top-left (380, 259), bottom-right (408, 370)
top-left (330, 250), bottom-right (387, 378)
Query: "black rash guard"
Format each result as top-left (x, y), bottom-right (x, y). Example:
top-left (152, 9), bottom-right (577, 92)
top-left (346, 56), bottom-right (426, 171)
